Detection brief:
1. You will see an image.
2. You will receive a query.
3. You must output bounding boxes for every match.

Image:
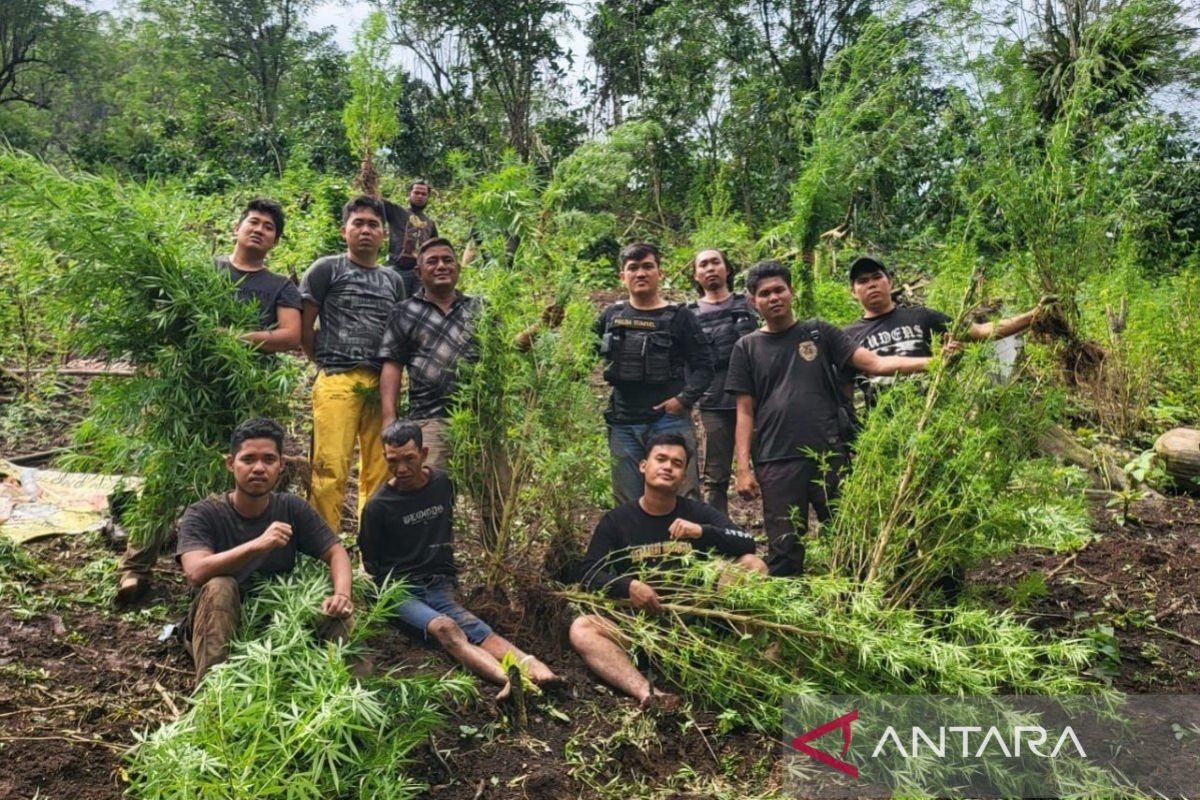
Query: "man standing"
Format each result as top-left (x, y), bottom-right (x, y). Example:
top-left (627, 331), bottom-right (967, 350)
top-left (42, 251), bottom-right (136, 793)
top-left (843, 255), bottom-right (1047, 406)
top-left (728, 261), bottom-right (933, 577)
top-left (300, 196), bottom-right (405, 531)
top-left (595, 243), bottom-right (714, 505)
top-left (116, 198), bottom-right (302, 603)
top-left (215, 197), bottom-right (303, 353)
top-left (359, 420), bottom-right (561, 698)
top-left (569, 433), bottom-right (767, 707)
top-left (177, 418), bottom-right (354, 683)
top-left (378, 238), bottom-right (482, 469)
top-left (687, 249), bottom-right (758, 514)
top-left (383, 180), bottom-right (438, 297)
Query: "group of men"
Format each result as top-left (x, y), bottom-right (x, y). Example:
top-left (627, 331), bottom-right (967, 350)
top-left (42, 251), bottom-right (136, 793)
top-left (130, 188), bottom-right (1048, 705)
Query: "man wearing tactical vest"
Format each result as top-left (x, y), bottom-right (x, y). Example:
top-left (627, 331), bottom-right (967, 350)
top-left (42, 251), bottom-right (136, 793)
top-left (594, 243), bottom-right (715, 505)
top-left (686, 249), bottom-right (758, 515)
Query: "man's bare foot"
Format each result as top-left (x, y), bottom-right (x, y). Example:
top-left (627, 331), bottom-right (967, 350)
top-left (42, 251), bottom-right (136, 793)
top-left (496, 680), bottom-right (513, 701)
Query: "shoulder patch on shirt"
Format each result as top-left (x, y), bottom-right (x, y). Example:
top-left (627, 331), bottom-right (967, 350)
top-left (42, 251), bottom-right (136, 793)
top-left (797, 341), bottom-right (818, 361)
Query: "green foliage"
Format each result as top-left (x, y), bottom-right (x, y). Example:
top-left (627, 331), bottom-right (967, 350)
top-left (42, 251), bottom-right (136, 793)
top-left (774, 18), bottom-right (932, 253)
top-left (127, 563), bottom-right (475, 799)
top-left (449, 258), bottom-right (607, 586)
top-left (565, 557), bottom-right (1094, 734)
top-left (0, 152), bottom-right (300, 547)
top-left (0, 235), bottom-right (73, 400)
top-left (342, 12), bottom-right (403, 182)
top-left (827, 338), bottom-right (1057, 607)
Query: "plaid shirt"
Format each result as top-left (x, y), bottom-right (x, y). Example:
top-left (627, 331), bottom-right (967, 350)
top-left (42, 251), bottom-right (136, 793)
top-left (378, 290), bottom-right (483, 419)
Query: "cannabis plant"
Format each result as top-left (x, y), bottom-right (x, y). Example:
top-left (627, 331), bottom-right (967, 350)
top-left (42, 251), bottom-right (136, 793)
top-left (128, 564), bottom-right (475, 799)
top-left (0, 151), bottom-right (300, 549)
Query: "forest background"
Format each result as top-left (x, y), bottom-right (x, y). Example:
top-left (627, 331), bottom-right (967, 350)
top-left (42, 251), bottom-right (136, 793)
top-left (2, 0), bottom-right (1200, 797)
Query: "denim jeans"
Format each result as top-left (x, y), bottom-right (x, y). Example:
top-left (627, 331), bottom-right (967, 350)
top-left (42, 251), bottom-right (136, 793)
top-left (607, 413), bottom-right (701, 505)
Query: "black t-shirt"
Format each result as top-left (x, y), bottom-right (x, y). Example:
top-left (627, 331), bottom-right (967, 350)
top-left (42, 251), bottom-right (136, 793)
top-left (579, 496), bottom-right (756, 598)
top-left (175, 493), bottom-right (339, 588)
top-left (358, 469), bottom-right (457, 584)
top-left (688, 293), bottom-right (758, 412)
top-left (842, 305), bottom-right (951, 403)
top-left (214, 256), bottom-right (303, 330)
top-left (592, 302), bottom-right (714, 425)
top-left (299, 254), bottom-right (407, 373)
top-left (725, 319), bottom-right (858, 463)
top-left (382, 201), bottom-right (438, 271)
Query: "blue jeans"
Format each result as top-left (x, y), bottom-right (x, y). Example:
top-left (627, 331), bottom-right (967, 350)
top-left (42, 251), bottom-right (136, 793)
top-left (390, 575), bottom-right (494, 645)
top-left (607, 413), bottom-right (701, 505)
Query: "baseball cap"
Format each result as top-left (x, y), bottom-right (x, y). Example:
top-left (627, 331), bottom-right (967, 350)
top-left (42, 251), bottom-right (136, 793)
top-left (848, 255), bottom-right (890, 283)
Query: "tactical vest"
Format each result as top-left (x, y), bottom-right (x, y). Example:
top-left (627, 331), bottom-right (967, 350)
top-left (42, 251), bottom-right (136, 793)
top-left (599, 303), bottom-right (682, 384)
top-left (688, 295), bottom-right (757, 366)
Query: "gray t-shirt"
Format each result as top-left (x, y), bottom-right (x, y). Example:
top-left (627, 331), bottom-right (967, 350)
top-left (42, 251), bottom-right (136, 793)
top-left (175, 493), bottom-right (339, 588)
top-left (299, 255), bottom-right (406, 373)
top-left (726, 319), bottom-right (858, 463)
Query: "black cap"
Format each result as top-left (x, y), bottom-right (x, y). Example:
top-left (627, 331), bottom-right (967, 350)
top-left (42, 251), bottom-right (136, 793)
top-left (848, 255), bottom-right (889, 283)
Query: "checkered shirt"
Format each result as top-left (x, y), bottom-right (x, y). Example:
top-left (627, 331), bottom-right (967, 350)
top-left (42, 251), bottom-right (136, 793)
top-left (378, 290), bottom-right (483, 419)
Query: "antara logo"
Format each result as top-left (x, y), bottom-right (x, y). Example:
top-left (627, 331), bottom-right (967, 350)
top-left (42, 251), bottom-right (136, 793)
top-left (790, 710), bottom-right (859, 778)
top-left (790, 709), bottom-right (1089, 780)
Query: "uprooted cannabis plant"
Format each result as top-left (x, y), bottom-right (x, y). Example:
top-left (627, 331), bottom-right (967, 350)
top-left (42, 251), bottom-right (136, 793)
top-left (128, 564), bottom-right (475, 799)
top-left (0, 150), bottom-right (299, 549)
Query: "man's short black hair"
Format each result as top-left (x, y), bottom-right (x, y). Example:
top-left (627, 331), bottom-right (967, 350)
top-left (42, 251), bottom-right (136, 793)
top-left (645, 432), bottom-right (692, 465)
top-left (229, 418), bottom-right (284, 455)
top-left (746, 260), bottom-right (792, 295)
top-left (381, 420), bottom-right (423, 449)
top-left (691, 248), bottom-right (735, 294)
top-left (341, 195), bottom-right (386, 225)
top-left (408, 179), bottom-right (431, 192)
top-left (618, 242), bottom-right (661, 270)
top-left (417, 237), bottom-right (456, 260)
top-left (238, 197), bottom-right (285, 242)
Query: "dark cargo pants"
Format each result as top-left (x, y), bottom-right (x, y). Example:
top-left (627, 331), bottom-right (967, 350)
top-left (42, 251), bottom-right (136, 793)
top-left (698, 409), bottom-right (736, 515)
top-left (756, 453), bottom-right (846, 577)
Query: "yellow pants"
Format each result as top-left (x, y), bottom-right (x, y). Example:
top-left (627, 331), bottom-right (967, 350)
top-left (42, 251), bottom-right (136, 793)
top-left (309, 367), bottom-right (388, 531)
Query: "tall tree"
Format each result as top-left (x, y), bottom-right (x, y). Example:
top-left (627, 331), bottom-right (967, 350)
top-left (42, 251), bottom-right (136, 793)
top-left (0, 0), bottom-right (93, 107)
top-left (148, 0), bottom-right (319, 175)
top-left (379, 0), bottom-right (567, 160)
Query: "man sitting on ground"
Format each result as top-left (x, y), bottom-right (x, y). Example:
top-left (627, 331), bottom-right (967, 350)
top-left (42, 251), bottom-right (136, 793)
top-left (569, 433), bottom-right (768, 707)
top-left (359, 420), bottom-right (562, 698)
top-left (177, 418), bottom-right (354, 684)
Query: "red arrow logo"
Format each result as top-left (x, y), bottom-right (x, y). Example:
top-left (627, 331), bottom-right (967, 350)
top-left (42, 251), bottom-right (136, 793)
top-left (790, 709), bottom-right (859, 778)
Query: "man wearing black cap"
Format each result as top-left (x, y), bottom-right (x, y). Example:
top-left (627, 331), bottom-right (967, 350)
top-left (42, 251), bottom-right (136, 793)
top-left (843, 255), bottom-right (1048, 406)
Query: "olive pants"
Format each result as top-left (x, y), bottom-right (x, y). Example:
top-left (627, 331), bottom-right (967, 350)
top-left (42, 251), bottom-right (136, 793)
top-left (183, 576), bottom-right (350, 684)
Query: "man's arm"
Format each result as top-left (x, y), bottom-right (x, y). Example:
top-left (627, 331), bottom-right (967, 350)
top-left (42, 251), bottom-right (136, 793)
top-left (850, 347), bottom-right (931, 377)
top-left (379, 360), bottom-right (403, 429)
top-left (300, 301), bottom-right (319, 360)
top-left (734, 393), bottom-right (760, 499)
top-left (967, 309), bottom-right (1037, 341)
top-left (578, 518), bottom-right (635, 599)
top-left (318, 543), bottom-right (354, 618)
top-left (668, 510), bottom-right (756, 557)
top-left (243, 306), bottom-right (301, 353)
top-left (179, 521), bottom-right (291, 587)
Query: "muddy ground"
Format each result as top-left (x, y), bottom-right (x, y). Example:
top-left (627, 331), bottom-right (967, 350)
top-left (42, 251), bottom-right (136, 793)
top-left (2, 360), bottom-right (1199, 798)
top-left (2, 487), bottom-right (1199, 799)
